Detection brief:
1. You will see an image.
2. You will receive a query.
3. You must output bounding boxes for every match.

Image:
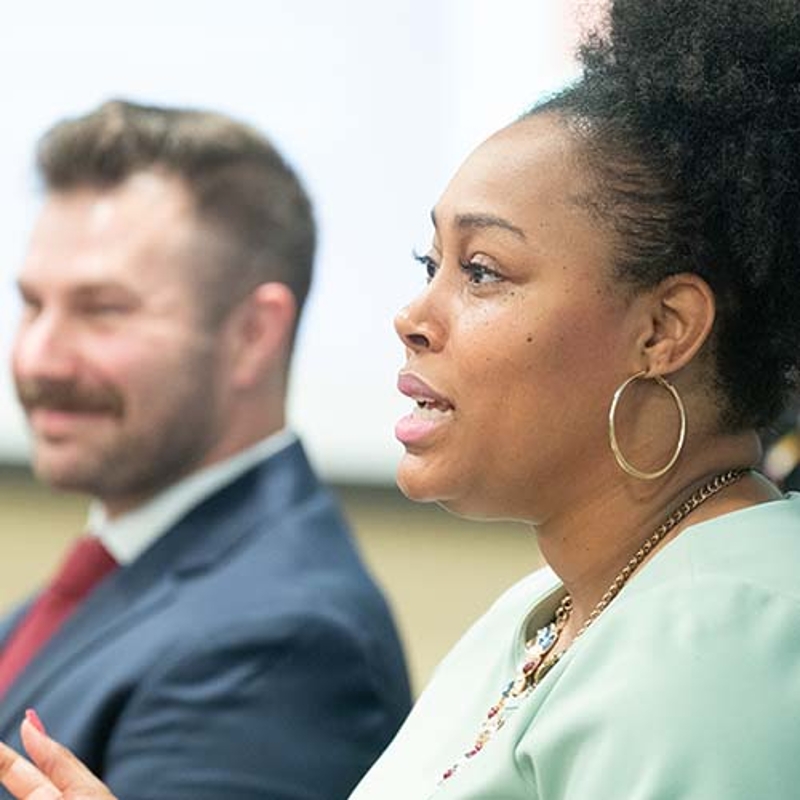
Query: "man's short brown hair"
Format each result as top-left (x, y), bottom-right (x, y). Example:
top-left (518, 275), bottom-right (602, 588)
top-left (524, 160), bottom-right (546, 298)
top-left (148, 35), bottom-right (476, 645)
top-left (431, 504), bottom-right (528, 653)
top-left (36, 99), bottom-right (316, 328)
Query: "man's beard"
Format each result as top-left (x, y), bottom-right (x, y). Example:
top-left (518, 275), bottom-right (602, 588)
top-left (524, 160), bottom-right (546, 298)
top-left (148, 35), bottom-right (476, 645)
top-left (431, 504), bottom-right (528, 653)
top-left (16, 364), bottom-right (222, 507)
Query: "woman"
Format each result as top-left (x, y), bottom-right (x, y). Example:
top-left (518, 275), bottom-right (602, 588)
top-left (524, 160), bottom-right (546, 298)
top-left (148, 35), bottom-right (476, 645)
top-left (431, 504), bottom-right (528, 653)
top-left (2, 0), bottom-right (800, 797)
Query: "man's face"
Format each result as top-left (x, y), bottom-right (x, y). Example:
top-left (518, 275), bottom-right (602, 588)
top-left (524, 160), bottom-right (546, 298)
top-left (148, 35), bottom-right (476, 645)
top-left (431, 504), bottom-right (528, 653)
top-left (13, 172), bottom-right (231, 516)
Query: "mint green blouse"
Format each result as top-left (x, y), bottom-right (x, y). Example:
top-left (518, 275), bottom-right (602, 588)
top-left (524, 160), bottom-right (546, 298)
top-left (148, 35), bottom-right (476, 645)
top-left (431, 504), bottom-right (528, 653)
top-left (350, 495), bottom-right (800, 799)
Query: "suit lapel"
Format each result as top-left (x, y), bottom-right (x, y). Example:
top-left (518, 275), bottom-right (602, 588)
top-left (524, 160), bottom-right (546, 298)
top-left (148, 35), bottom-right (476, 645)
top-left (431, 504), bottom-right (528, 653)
top-left (0, 440), bottom-right (321, 732)
top-left (0, 558), bottom-right (175, 733)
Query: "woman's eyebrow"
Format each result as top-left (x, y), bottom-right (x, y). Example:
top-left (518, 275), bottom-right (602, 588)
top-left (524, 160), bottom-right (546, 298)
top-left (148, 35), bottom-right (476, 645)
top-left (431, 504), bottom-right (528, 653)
top-left (429, 208), bottom-right (527, 241)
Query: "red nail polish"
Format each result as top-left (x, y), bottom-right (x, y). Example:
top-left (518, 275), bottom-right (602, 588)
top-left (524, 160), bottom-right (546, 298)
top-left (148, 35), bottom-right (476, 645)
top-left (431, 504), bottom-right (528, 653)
top-left (25, 708), bottom-right (46, 734)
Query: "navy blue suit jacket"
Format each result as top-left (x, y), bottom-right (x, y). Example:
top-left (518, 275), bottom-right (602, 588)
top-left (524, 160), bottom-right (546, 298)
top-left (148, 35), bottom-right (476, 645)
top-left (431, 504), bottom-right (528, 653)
top-left (0, 441), bottom-right (411, 800)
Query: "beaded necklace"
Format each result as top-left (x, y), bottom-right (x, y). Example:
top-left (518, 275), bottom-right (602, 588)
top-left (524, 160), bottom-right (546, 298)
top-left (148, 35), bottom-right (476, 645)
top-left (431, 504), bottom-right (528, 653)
top-left (439, 468), bottom-right (747, 785)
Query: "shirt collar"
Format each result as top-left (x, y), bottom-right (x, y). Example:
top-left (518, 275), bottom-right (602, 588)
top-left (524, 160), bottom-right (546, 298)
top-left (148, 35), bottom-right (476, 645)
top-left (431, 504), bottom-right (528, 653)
top-left (87, 429), bottom-right (297, 565)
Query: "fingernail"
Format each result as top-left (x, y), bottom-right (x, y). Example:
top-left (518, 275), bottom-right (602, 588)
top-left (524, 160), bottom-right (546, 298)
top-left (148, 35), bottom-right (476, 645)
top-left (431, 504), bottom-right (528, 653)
top-left (25, 708), bottom-right (46, 734)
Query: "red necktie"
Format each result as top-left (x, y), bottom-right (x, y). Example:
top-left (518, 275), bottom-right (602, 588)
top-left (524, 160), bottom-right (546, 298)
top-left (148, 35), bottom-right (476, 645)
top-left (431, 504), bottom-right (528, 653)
top-left (0, 535), bottom-right (117, 695)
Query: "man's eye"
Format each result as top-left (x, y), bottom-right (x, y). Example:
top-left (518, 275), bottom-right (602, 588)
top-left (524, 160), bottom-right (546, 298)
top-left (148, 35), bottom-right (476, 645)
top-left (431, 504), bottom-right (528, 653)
top-left (83, 303), bottom-right (131, 316)
top-left (19, 296), bottom-right (42, 316)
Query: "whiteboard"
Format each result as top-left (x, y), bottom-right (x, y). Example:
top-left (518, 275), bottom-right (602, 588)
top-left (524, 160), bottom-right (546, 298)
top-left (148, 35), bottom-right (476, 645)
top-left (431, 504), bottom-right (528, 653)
top-left (0, 1), bottom-right (579, 482)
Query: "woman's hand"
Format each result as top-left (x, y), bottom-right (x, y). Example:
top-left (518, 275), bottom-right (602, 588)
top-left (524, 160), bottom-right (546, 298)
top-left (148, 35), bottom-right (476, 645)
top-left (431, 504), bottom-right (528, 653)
top-left (0, 717), bottom-right (117, 799)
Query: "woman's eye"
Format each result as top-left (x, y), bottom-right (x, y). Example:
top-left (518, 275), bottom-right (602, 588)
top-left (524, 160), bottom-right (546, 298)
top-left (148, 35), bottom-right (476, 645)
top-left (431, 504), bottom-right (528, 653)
top-left (460, 260), bottom-right (502, 285)
top-left (413, 252), bottom-right (439, 283)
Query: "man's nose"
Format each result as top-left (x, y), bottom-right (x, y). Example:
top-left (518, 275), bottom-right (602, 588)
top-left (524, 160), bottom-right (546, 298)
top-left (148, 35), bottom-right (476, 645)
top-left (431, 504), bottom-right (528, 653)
top-left (13, 309), bottom-right (80, 383)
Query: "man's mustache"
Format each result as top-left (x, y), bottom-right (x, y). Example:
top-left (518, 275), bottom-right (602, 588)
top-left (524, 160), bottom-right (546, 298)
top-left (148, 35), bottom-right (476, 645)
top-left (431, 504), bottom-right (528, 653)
top-left (16, 378), bottom-right (124, 417)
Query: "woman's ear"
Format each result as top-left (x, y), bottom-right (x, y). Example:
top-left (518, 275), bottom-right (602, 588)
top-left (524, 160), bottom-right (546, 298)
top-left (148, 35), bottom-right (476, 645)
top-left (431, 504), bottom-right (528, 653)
top-left (637, 273), bottom-right (716, 375)
top-left (225, 282), bottom-right (297, 389)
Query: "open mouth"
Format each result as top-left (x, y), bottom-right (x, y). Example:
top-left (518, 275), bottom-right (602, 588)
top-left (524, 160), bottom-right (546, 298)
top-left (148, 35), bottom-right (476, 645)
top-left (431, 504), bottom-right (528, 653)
top-left (396, 372), bottom-right (456, 444)
top-left (413, 398), bottom-right (454, 417)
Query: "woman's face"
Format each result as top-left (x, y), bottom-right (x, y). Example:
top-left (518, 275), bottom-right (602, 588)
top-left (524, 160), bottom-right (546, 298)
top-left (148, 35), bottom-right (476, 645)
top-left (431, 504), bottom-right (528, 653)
top-left (394, 113), bottom-right (642, 521)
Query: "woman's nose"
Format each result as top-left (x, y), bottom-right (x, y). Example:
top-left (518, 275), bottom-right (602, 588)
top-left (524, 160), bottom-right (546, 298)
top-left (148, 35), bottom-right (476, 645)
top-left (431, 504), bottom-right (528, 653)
top-left (394, 305), bottom-right (430, 351)
top-left (394, 287), bottom-right (446, 354)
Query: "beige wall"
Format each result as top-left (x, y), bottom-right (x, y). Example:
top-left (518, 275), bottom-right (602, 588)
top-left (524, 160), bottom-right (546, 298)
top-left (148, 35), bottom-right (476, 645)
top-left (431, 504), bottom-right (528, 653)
top-left (0, 469), bottom-right (542, 694)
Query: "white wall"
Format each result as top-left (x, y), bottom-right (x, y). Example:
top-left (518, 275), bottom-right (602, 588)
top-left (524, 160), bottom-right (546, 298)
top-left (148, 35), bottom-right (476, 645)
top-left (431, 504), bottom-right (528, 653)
top-left (0, 1), bottom-right (579, 482)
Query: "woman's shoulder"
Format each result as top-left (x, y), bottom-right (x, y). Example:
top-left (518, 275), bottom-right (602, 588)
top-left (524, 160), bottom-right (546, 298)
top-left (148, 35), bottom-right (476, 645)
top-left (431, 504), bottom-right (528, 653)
top-left (521, 501), bottom-right (800, 798)
top-left (589, 494), bottom-right (800, 668)
top-left (529, 494), bottom-right (800, 747)
top-left (626, 493), bottom-right (800, 605)
top-left (525, 583), bottom-right (800, 799)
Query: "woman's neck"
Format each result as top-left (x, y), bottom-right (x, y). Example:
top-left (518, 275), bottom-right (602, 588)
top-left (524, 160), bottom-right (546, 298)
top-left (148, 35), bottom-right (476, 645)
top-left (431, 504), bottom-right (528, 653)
top-left (534, 430), bottom-right (779, 640)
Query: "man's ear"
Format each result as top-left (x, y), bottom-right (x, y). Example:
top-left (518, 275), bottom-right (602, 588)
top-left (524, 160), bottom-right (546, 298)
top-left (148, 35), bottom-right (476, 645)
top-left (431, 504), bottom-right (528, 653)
top-left (225, 282), bottom-right (297, 389)
top-left (635, 273), bottom-right (716, 375)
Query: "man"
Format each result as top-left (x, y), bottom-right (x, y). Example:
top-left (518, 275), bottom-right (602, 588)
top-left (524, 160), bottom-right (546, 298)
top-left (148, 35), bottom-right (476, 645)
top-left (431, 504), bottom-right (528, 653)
top-left (0, 99), bottom-right (411, 800)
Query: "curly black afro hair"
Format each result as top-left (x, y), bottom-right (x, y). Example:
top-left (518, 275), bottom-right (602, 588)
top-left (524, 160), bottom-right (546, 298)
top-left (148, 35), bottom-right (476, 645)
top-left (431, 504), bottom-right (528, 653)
top-left (528, 0), bottom-right (800, 431)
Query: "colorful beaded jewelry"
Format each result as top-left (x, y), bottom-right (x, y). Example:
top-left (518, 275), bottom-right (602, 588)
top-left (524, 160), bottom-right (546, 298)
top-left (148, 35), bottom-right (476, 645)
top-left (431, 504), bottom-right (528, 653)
top-left (439, 600), bottom-right (570, 783)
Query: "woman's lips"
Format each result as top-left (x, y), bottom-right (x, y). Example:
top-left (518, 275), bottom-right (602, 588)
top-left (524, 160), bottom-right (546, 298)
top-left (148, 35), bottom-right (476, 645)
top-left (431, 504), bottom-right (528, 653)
top-left (396, 373), bottom-right (453, 408)
top-left (395, 372), bottom-right (454, 445)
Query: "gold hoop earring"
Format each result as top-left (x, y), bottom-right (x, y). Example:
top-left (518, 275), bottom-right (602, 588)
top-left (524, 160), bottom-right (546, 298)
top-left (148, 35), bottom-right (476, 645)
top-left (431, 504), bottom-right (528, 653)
top-left (608, 370), bottom-right (687, 480)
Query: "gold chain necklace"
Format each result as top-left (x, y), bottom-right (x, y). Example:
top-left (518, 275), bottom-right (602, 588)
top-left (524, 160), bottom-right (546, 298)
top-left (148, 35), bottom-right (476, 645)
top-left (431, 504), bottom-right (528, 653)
top-left (439, 467), bottom-right (747, 785)
top-left (536, 467), bottom-right (748, 682)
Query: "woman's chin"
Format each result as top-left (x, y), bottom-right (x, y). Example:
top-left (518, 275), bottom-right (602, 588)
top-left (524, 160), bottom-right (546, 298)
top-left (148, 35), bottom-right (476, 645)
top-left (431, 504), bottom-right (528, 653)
top-left (395, 456), bottom-right (452, 505)
top-left (395, 460), bottom-right (526, 521)
top-left (395, 473), bottom-right (440, 504)
top-left (395, 460), bottom-right (482, 517)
